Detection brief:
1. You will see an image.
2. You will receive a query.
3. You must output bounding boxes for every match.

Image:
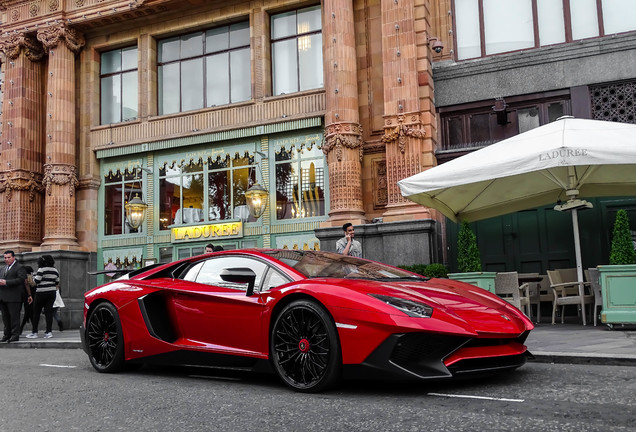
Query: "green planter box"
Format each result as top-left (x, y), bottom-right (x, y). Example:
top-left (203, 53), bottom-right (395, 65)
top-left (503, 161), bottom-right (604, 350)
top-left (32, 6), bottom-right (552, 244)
top-left (448, 272), bottom-right (497, 293)
top-left (598, 264), bottom-right (636, 325)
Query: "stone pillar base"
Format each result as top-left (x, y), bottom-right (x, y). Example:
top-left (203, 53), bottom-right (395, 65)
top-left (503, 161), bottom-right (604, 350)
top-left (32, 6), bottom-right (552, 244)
top-left (37, 237), bottom-right (81, 251)
top-left (382, 202), bottom-right (433, 222)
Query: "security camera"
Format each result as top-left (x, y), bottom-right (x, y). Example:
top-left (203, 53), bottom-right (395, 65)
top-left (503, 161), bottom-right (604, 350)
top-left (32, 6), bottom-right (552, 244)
top-left (432, 39), bottom-right (444, 54)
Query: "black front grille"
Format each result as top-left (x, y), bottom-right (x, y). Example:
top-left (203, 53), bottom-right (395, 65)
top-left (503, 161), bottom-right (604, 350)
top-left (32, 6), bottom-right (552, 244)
top-left (390, 333), bottom-right (469, 370)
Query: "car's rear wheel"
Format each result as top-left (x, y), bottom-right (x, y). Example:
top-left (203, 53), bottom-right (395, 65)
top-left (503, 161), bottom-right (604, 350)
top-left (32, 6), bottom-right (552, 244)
top-left (270, 299), bottom-right (342, 392)
top-left (86, 302), bottom-right (125, 373)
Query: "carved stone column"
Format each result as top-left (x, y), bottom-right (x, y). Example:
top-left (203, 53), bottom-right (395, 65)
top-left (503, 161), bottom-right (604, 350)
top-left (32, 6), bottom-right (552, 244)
top-left (0, 33), bottom-right (45, 251)
top-left (37, 24), bottom-right (85, 250)
top-left (322, 0), bottom-right (366, 225)
top-left (380, 0), bottom-right (435, 221)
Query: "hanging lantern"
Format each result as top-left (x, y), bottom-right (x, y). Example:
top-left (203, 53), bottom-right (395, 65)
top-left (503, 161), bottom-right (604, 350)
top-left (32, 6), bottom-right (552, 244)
top-left (245, 183), bottom-right (269, 219)
top-left (125, 193), bottom-right (148, 230)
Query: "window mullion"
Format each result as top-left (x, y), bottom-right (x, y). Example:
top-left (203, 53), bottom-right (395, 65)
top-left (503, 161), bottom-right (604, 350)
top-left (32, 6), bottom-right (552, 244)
top-left (478, 0), bottom-right (486, 58)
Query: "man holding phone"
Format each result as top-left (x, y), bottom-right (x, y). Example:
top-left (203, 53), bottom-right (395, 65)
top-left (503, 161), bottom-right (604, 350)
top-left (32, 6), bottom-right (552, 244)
top-left (335, 223), bottom-right (362, 258)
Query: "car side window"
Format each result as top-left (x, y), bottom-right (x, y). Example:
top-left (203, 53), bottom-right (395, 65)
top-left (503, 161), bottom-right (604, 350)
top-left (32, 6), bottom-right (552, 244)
top-left (261, 267), bottom-right (291, 291)
top-left (181, 262), bottom-right (204, 281)
top-left (195, 256), bottom-right (268, 291)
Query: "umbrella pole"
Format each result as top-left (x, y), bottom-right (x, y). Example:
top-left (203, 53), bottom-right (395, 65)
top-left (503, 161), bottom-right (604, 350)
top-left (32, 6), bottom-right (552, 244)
top-left (571, 208), bottom-right (588, 325)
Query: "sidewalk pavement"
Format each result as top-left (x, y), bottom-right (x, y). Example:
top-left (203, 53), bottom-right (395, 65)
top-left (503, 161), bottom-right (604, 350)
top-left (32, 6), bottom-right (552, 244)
top-left (2, 322), bottom-right (635, 367)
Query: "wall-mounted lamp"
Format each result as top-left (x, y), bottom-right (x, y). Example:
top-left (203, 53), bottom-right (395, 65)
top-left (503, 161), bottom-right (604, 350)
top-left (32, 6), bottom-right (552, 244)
top-left (492, 97), bottom-right (509, 125)
top-left (124, 167), bottom-right (149, 229)
top-left (427, 36), bottom-right (444, 54)
top-left (245, 151), bottom-right (269, 219)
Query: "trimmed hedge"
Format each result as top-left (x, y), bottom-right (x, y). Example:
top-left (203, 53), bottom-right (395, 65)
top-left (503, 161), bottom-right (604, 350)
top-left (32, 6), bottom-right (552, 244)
top-left (399, 263), bottom-right (449, 279)
top-left (609, 209), bottom-right (636, 265)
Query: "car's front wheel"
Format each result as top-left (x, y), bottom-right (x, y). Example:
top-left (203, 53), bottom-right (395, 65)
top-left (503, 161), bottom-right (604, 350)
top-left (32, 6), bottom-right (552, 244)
top-left (86, 302), bottom-right (125, 373)
top-left (270, 299), bottom-right (342, 392)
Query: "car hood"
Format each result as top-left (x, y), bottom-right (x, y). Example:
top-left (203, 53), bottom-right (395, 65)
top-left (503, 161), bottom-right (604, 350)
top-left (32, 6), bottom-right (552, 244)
top-left (313, 277), bottom-right (533, 335)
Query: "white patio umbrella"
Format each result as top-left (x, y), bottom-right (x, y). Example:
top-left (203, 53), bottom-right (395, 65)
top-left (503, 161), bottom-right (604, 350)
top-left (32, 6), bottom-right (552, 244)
top-left (398, 117), bottom-right (636, 283)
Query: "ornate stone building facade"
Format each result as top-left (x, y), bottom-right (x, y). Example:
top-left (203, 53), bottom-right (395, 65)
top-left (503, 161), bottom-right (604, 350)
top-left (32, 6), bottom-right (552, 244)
top-left (0, 0), bottom-right (445, 327)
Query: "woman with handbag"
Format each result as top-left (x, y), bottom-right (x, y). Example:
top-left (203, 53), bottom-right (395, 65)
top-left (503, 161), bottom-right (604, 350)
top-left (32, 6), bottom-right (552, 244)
top-left (26, 255), bottom-right (60, 339)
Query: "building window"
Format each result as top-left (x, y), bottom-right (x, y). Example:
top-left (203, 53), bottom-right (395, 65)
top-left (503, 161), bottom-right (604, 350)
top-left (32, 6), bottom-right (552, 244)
top-left (438, 93), bottom-right (571, 156)
top-left (100, 46), bottom-right (138, 124)
top-left (274, 139), bottom-right (325, 220)
top-left (271, 5), bottom-right (323, 96)
top-left (157, 22), bottom-right (251, 115)
top-left (158, 152), bottom-right (257, 230)
top-left (453, 0), bottom-right (636, 60)
top-left (104, 167), bottom-right (144, 235)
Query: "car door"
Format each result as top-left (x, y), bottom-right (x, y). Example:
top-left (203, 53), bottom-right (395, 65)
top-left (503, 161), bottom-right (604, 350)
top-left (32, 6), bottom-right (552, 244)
top-left (171, 255), bottom-right (270, 356)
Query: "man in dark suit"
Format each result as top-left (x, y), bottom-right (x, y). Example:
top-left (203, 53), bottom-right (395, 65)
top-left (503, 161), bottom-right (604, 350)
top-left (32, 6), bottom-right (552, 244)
top-left (1, 250), bottom-right (27, 342)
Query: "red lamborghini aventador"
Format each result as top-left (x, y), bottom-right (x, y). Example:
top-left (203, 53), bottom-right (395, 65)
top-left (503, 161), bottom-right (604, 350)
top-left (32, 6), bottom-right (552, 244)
top-left (81, 249), bottom-right (533, 392)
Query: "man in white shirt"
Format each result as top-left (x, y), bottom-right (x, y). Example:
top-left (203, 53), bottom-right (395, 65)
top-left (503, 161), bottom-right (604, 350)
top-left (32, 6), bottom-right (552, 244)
top-left (335, 223), bottom-right (362, 258)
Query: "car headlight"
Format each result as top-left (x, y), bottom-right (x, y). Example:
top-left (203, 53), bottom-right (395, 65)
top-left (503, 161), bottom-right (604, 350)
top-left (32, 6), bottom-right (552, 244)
top-left (369, 294), bottom-right (434, 318)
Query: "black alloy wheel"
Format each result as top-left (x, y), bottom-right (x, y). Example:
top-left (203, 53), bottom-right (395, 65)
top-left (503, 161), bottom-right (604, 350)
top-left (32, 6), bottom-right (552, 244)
top-left (270, 299), bottom-right (342, 392)
top-left (86, 302), bottom-right (125, 373)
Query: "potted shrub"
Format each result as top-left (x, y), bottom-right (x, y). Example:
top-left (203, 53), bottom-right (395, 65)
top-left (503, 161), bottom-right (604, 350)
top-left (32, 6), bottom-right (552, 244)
top-left (598, 209), bottom-right (636, 325)
top-left (449, 221), bottom-right (497, 293)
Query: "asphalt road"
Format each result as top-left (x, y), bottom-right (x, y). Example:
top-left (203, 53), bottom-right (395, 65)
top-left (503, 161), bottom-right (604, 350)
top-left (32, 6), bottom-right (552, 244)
top-left (2, 349), bottom-right (635, 432)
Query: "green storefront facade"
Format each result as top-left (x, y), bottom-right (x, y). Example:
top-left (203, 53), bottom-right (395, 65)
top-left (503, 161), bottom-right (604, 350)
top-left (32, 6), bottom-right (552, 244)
top-left (96, 119), bottom-right (328, 282)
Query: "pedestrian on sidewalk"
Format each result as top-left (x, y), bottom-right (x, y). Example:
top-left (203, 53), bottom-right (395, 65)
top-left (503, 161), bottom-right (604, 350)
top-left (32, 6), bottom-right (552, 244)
top-left (0, 250), bottom-right (27, 342)
top-left (26, 255), bottom-right (60, 339)
top-left (20, 265), bottom-right (35, 334)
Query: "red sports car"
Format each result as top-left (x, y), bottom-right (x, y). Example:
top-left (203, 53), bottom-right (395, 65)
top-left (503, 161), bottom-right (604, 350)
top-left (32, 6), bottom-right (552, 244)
top-left (81, 249), bottom-right (533, 392)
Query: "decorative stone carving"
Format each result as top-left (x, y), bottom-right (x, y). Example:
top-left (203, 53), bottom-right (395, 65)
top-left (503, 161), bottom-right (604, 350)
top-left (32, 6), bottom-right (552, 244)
top-left (381, 114), bottom-right (426, 153)
top-left (0, 170), bottom-right (44, 202)
top-left (0, 33), bottom-right (44, 61)
top-left (323, 122), bottom-right (364, 162)
top-left (37, 23), bottom-right (85, 53)
top-left (48, 0), bottom-right (59, 12)
top-left (29, 2), bottom-right (39, 16)
top-left (373, 159), bottom-right (388, 209)
top-left (75, 0), bottom-right (85, 6)
top-left (42, 164), bottom-right (78, 197)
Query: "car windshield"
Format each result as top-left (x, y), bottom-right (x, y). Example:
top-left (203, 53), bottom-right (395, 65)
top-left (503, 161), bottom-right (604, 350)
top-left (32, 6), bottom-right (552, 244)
top-left (261, 250), bottom-right (424, 280)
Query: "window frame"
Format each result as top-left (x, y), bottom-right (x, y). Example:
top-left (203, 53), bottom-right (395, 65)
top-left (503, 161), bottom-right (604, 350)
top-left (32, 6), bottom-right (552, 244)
top-left (451, 0), bottom-right (635, 61)
top-left (437, 90), bottom-right (572, 157)
top-left (270, 5), bottom-right (323, 96)
top-left (157, 21), bottom-right (251, 115)
top-left (99, 46), bottom-right (139, 125)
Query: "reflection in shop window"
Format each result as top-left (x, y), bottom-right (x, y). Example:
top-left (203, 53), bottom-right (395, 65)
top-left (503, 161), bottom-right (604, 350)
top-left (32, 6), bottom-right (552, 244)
top-left (274, 140), bottom-right (325, 220)
top-left (158, 152), bottom-right (256, 230)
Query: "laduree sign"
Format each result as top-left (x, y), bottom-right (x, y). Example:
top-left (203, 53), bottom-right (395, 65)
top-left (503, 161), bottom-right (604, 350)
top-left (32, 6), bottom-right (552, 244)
top-left (171, 221), bottom-right (243, 243)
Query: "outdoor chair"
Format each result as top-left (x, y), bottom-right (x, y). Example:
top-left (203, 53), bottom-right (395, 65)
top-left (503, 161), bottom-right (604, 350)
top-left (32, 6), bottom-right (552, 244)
top-left (547, 269), bottom-right (594, 325)
top-left (522, 273), bottom-right (554, 323)
top-left (495, 272), bottom-right (531, 317)
top-left (519, 272), bottom-right (540, 322)
top-left (585, 268), bottom-right (603, 327)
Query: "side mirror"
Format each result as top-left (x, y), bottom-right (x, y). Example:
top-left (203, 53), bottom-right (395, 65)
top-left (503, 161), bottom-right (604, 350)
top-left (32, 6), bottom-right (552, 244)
top-left (220, 267), bottom-right (257, 296)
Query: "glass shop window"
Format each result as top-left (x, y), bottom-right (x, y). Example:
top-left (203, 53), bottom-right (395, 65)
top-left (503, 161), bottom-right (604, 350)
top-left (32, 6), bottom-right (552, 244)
top-left (158, 152), bottom-right (257, 231)
top-left (104, 168), bottom-right (144, 235)
top-left (274, 139), bottom-right (326, 220)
